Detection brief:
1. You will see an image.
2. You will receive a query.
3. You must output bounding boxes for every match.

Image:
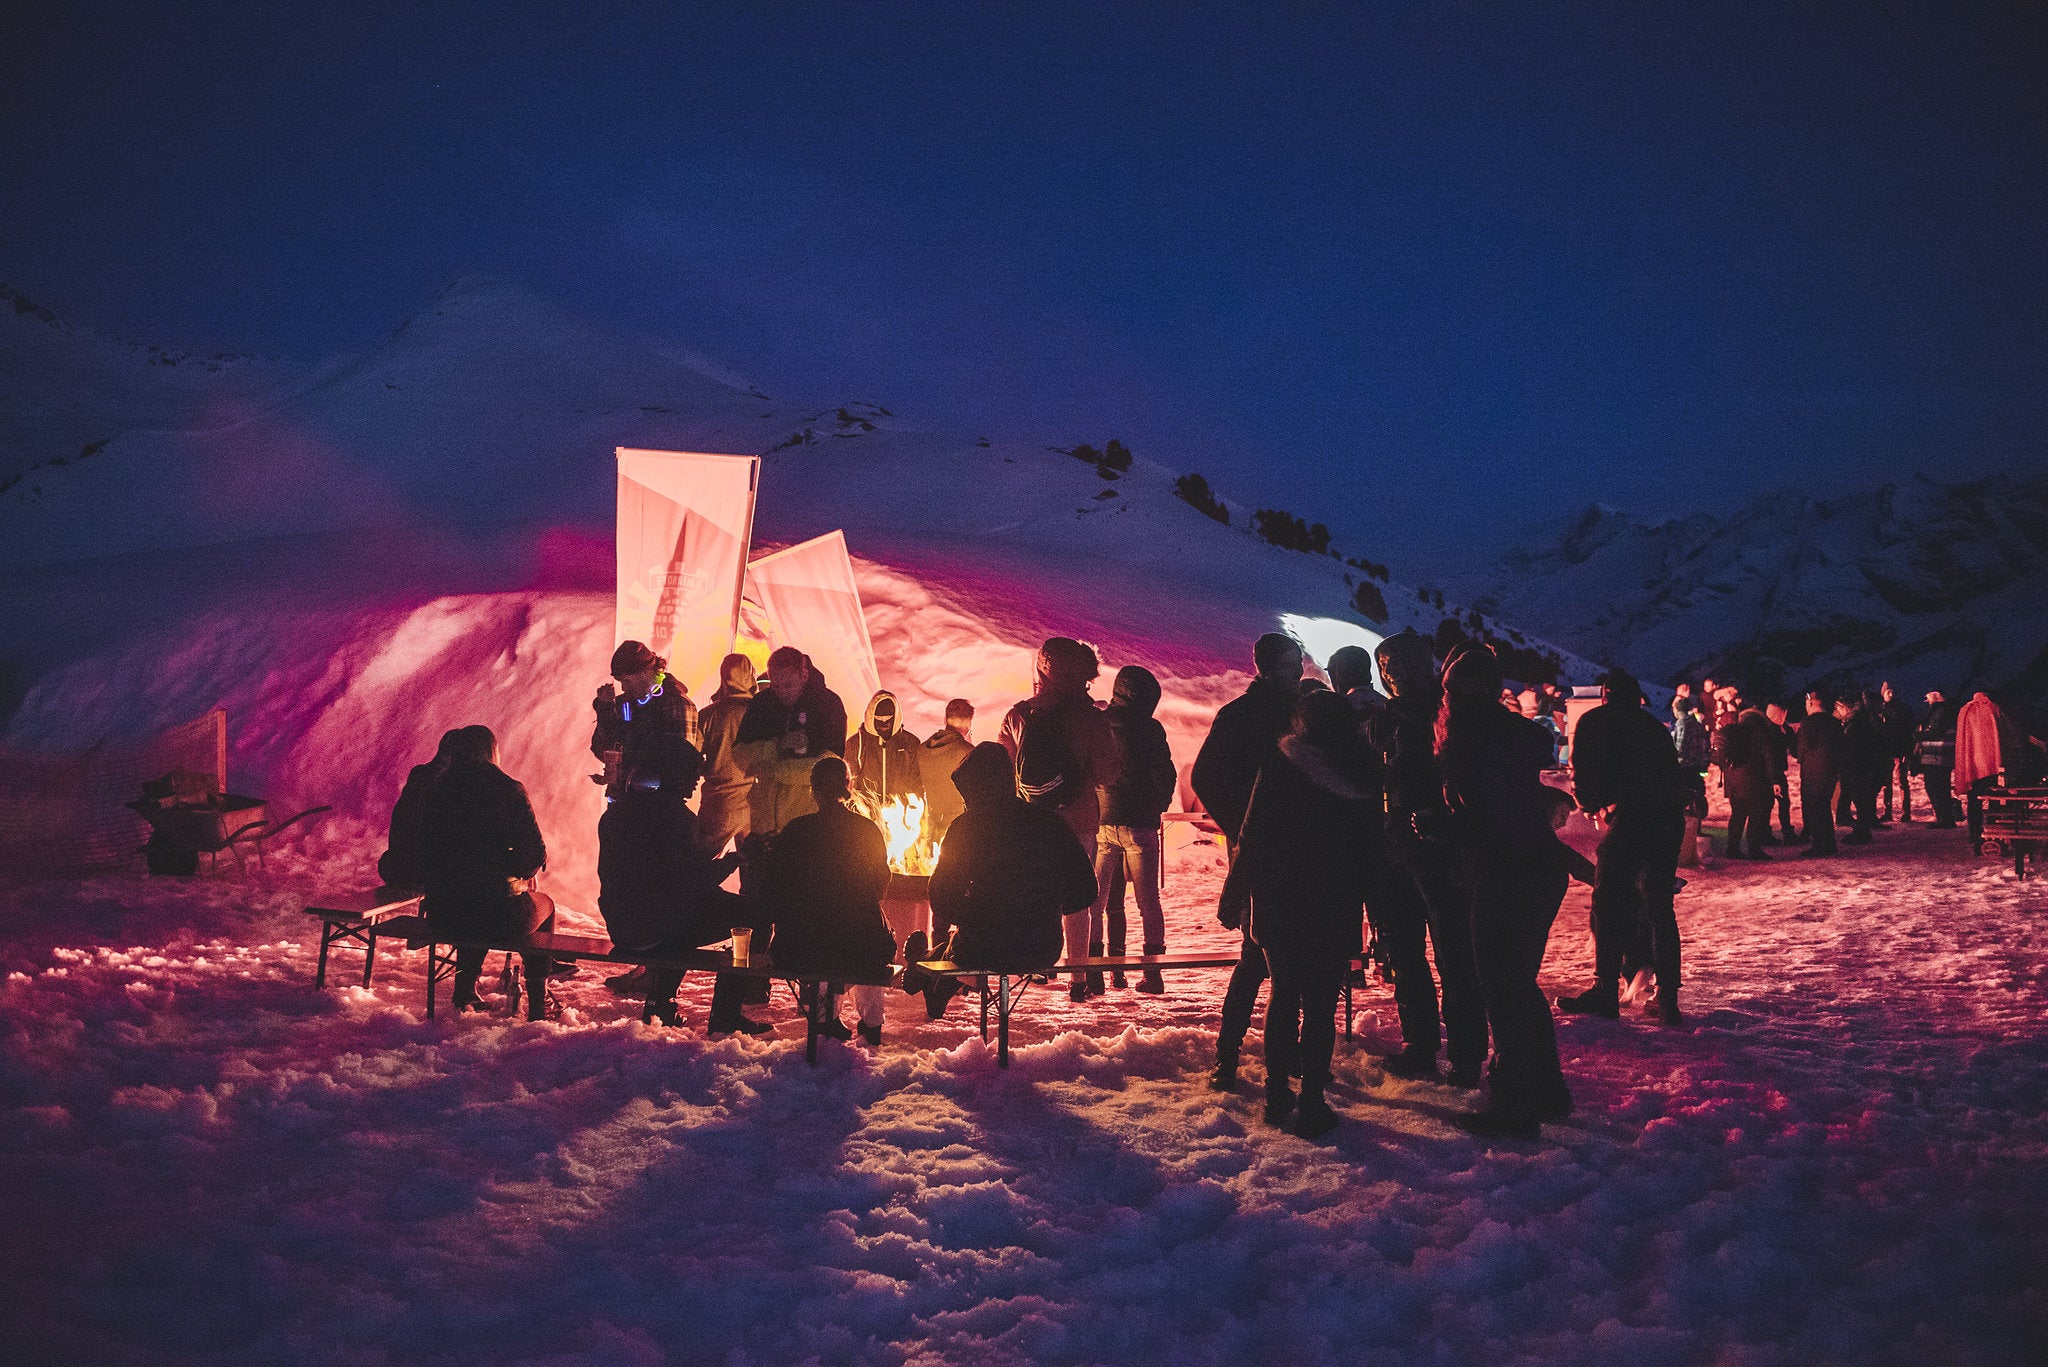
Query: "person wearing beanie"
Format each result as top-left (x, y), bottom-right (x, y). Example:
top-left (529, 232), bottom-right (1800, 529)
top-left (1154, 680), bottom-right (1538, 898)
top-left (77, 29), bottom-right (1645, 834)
top-left (1195, 631), bottom-right (1303, 1088)
top-left (903, 742), bottom-right (1098, 1021)
top-left (591, 640), bottom-right (702, 801)
top-left (695, 653), bottom-right (759, 858)
top-left (1089, 665), bottom-right (1178, 994)
top-left (1432, 645), bottom-right (1577, 1138)
top-left (1557, 668), bottom-right (1691, 1027)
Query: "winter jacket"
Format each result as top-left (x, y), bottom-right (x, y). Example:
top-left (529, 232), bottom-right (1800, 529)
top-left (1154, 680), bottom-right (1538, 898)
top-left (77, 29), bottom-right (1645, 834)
top-left (762, 800), bottom-right (897, 975)
top-left (1439, 705), bottom-right (1573, 874)
top-left (1719, 709), bottom-right (1783, 803)
top-left (919, 728), bottom-right (973, 836)
top-left (1671, 710), bottom-right (1713, 772)
top-left (1240, 735), bottom-right (1375, 962)
top-left (597, 783), bottom-right (728, 952)
top-left (1842, 706), bottom-right (1886, 786)
top-left (419, 758), bottom-right (547, 932)
top-left (1096, 666), bottom-right (1177, 828)
top-left (1795, 713), bottom-right (1846, 781)
top-left (1191, 676), bottom-right (1297, 840)
top-left (591, 673), bottom-right (701, 766)
top-left (696, 681), bottom-right (757, 805)
top-left (733, 667), bottom-right (849, 835)
top-left (1761, 715), bottom-right (1793, 783)
top-left (377, 758), bottom-right (445, 889)
top-left (1572, 701), bottom-right (1692, 815)
top-left (929, 749), bottom-right (1098, 972)
top-left (1912, 700), bottom-right (1957, 771)
top-left (1362, 687), bottom-right (1444, 825)
top-left (1873, 700), bottom-right (1915, 761)
top-left (999, 684), bottom-right (1111, 850)
top-left (847, 691), bottom-right (924, 805)
top-left (1954, 692), bottom-right (2023, 794)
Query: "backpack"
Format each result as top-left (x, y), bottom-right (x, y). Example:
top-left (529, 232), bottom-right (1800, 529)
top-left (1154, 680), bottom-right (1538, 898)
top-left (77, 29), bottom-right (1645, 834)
top-left (1015, 700), bottom-right (1084, 810)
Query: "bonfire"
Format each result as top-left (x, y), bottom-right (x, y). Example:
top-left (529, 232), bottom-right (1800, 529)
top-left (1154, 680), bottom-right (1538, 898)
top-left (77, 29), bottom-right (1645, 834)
top-left (853, 791), bottom-right (942, 877)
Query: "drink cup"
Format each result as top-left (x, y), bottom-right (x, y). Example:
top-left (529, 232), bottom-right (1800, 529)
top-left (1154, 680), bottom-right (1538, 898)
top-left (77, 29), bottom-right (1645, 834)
top-left (730, 927), bottom-right (753, 966)
top-left (601, 750), bottom-right (623, 786)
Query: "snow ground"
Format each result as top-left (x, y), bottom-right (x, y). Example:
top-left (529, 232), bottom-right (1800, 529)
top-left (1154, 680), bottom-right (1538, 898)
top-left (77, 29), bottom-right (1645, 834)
top-left (3, 822), bottom-right (2043, 1365)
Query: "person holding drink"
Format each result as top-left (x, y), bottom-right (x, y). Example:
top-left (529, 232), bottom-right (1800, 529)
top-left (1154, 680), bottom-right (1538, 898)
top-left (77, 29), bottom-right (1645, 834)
top-left (592, 641), bottom-right (701, 800)
top-left (733, 647), bottom-right (849, 838)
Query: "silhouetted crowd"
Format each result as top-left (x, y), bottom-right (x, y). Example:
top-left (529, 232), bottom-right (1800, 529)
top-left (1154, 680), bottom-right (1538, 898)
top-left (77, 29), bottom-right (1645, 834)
top-left (376, 629), bottom-right (2046, 1144)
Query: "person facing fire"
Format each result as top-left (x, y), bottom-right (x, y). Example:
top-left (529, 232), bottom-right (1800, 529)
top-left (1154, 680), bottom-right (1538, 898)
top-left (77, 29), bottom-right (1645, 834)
top-left (591, 641), bottom-right (701, 800)
top-left (999, 636), bottom-right (1113, 853)
top-left (848, 690), bottom-right (924, 808)
top-left (694, 653), bottom-right (758, 858)
top-left (919, 699), bottom-right (975, 840)
top-left (733, 647), bottom-right (849, 838)
top-left (1084, 664), bottom-right (1177, 998)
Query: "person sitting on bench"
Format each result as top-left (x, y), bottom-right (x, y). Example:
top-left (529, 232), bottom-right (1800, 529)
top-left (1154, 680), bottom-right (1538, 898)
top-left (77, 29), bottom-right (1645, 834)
top-left (761, 757), bottom-right (898, 1046)
top-left (378, 728), bottom-right (464, 891)
top-left (597, 733), bottom-right (763, 1034)
top-left (903, 742), bottom-right (1098, 1019)
top-left (418, 725), bottom-right (558, 1019)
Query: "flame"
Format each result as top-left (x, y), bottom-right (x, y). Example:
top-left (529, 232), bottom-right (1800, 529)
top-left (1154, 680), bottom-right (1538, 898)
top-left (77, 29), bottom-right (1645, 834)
top-left (855, 791), bottom-right (942, 876)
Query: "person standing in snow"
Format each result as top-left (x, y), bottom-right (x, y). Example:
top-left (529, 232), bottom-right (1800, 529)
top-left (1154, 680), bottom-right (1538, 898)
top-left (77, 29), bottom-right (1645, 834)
top-left (847, 690), bottom-right (924, 809)
top-left (1873, 682), bottom-right (1916, 822)
top-left (1911, 691), bottom-right (1961, 829)
top-left (1763, 703), bottom-right (1799, 844)
top-left (591, 641), bottom-right (701, 800)
top-left (1671, 694), bottom-right (1713, 779)
top-left (1796, 692), bottom-right (1846, 858)
top-left (1362, 631), bottom-right (1488, 1088)
top-left (1953, 691), bottom-right (2039, 848)
top-left (596, 733), bottom-right (762, 1035)
top-left (1557, 669), bottom-right (1691, 1026)
top-left (418, 725), bottom-right (559, 1020)
top-left (733, 648), bottom-right (849, 839)
top-left (1719, 705), bottom-right (1782, 860)
top-left (904, 742), bottom-right (1099, 1021)
top-left (919, 700), bottom-right (976, 841)
top-left (762, 757), bottom-right (898, 1048)
top-left (378, 728), bottom-right (465, 890)
top-left (1837, 693), bottom-right (1883, 845)
top-left (694, 653), bottom-right (758, 858)
top-left (1194, 632), bottom-right (1304, 1090)
top-left (1433, 643), bottom-right (1576, 1138)
top-left (998, 637), bottom-right (1112, 998)
top-left (1088, 665), bottom-right (1178, 995)
top-left (1234, 690), bottom-right (1380, 1138)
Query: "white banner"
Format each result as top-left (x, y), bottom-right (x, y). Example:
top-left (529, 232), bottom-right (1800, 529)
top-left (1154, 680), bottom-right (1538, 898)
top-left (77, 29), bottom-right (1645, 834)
top-left (615, 448), bottom-right (759, 701)
top-left (742, 530), bottom-right (881, 734)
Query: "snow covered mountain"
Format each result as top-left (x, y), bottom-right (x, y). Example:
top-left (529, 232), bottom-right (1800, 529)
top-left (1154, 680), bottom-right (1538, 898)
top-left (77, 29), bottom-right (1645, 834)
top-left (1453, 478), bottom-right (2048, 718)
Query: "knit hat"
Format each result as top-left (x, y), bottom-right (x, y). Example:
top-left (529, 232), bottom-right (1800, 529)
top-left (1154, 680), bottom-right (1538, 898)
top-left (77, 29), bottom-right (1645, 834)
top-left (1254, 632), bottom-right (1303, 677)
top-left (951, 741), bottom-right (1018, 807)
top-left (610, 640), bottom-right (660, 677)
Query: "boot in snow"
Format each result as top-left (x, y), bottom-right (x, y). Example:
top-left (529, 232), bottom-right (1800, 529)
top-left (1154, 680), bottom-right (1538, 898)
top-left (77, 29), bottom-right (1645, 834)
top-left (1136, 942), bottom-right (1166, 994)
top-left (1556, 985), bottom-right (1620, 1018)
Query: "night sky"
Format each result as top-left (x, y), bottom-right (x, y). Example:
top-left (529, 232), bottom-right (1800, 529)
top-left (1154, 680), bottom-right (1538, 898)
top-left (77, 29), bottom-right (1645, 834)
top-left (5, 2), bottom-right (2042, 573)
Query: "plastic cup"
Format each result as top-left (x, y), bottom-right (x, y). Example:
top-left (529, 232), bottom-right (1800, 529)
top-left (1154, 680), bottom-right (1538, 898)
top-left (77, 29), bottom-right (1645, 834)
top-left (730, 927), bottom-right (753, 966)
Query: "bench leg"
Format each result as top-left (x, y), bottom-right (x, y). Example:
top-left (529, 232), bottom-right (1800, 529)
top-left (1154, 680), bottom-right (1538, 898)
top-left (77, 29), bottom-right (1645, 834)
top-left (362, 929), bottom-right (378, 987)
top-left (978, 974), bottom-right (992, 1043)
top-left (805, 983), bottom-right (821, 1066)
top-left (426, 943), bottom-right (442, 1020)
top-left (315, 924), bottom-right (335, 989)
top-left (1344, 971), bottom-right (1354, 1040)
top-left (997, 975), bottom-right (1013, 1069)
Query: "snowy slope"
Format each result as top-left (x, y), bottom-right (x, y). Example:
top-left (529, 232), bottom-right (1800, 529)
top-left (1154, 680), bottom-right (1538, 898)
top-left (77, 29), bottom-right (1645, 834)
top-left (1455, 480), bottom-right (2048, 717)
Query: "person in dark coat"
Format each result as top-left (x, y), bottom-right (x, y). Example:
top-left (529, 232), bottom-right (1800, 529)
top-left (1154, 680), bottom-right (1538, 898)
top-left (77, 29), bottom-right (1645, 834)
top-left (907, 742), bottom-right (1099, 1021)
top-left (1192, 632), bottom-right (1304, 1090)
top-left (1433, 644), bottom-right (1575, 1139)
top-left (419, 725), bottom-right (559, 1020)
top-left (1719, 707), bottom-right (1782, 859)
top-left (591, 641), bottom-right (702, 799)
top-left (998, 637), bottom-right (1113, 853)
top-left (1088, 665), bottom-right (1178, 995)
top-left (919, 700), bottom-right (975, 840)
top-left (1911, 690), bottom-right (1961, 828)
top-left (1557, 669), bottom-right (1690, 1026)
top-left (764, 757), bottom-right (898, 1046)
top-left (1796, 692), bottom-right (1846, 857)
top-left (1763, 703), bottom-right (1799, 843)
top-left (1873, 681), bottom-right (1916, 822)
top-left (1362, 630), bottom-right (1487, 1087)
top-left (694, 653), bottom-right (758, 857)
top-left (848, 690), bottom-right (924, 807)
top-left (1239, 690), bottom-right (1380, 1138)
top-left (378, 728), bottom-right (464, 889)
top-left (734, 648), bottom-right (849, 836)
top-left (1838, 693), bottom-right (1883, 844)
top-left (597, 732), bottom-right (761, 1033)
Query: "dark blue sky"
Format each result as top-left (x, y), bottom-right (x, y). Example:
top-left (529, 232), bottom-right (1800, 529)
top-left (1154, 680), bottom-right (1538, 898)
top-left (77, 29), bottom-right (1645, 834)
top-left (5, 2), bottom-right (2043, 573)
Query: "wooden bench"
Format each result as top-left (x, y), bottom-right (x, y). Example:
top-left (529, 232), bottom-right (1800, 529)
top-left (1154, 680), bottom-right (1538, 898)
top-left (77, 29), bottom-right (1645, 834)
top-left (915, 952), bottom-right (1243, 1067)
top-left (304, 888), bottom-right (424, 987)
top-left (1979, 788), bottom-right (2048, 880)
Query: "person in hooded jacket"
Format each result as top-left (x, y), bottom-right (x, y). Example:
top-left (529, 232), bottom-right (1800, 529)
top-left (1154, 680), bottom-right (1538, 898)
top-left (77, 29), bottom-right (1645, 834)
top-left (1763, 703), bottom-right (1799, 843)
top-left (1557, 669), bottom-right (1690, 1026)
top-left (597, 733), bottom-right (762, 1034)
top-left (848, 690), bottom-right (924, 808)
top-left (920, 700), bottom-right (975, 840)
top-left (591, 641), bottom-right (701, 799)
top-left (734, 647), bottom-right (849, 839)
top-left (1954, 690), bottom-right (2037, 847)
top-left (1237, 690), bottom-right (1380, 1138)
top-left (764, 757), bottom-right (898, 1046)
top-left (379, 728), bottom-right (465, 890)
top-left (1085, 665), bottom-right (1178, 996)
top-left (905, 742), bottom-right (1098, 1020)
top-left (1193, 632), bottom-right (1305, 1091)
top-left (1433, 644), bottom-right (1575, 1139)
top-left (1361, 631), bottom-right (1488, 1087)
top-left (999, 637), bottom-right (1113, 853)
top-left (1796, 692), bottom-right (1846, 857)
top-left (1838, 693), bottom-right (1882, 844)
top-left (419, 725), bottom-right (559, 1020)
top-left (694, 653), bottom-right (758, 857)
top-left (1911, 691), bottom-right (1960, 829)
top-left (1719, 706), bottom-right (1782, 859)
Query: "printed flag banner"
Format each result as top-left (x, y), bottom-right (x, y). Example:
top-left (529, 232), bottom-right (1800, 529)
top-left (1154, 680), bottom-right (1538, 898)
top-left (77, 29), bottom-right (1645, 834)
top-left (742, 531), bottom-right (881, 733)
top-left (615, 449), bottom-right (760, 700)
